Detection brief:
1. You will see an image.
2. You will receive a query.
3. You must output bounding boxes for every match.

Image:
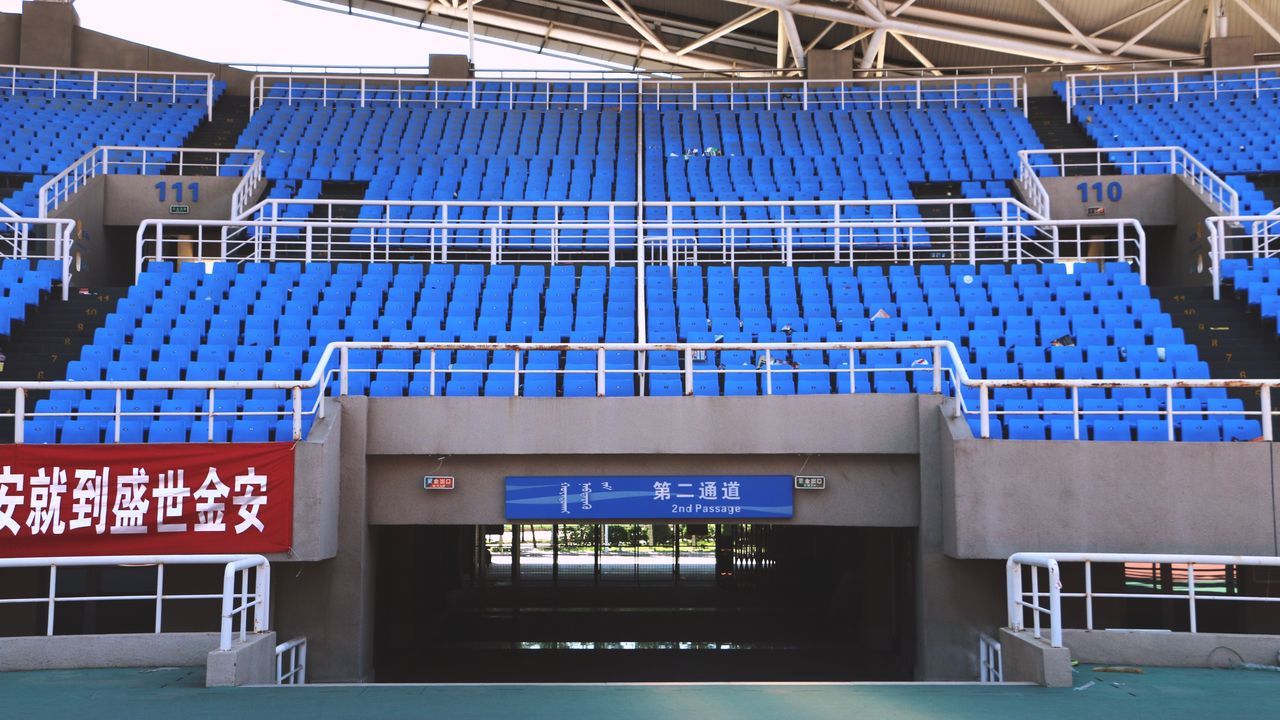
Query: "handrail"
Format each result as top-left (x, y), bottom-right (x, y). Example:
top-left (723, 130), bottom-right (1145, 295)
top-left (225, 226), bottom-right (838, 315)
top-left (135, 214), bottom-right (1143, 281)
top-left (0, 63), bottom-right (215, 119)
top-left (1204, 214), bottom-right (1280, 300)
top-left (230, 51), bottom-right (1244, 79)
top-left (640, 75), bottom-right (1028, 115)
top-left (248, 73), bottom-right (1028, 115)
top-left (978, 633), bottom-right (1003, 682)
top-left (1017, 146), bottom-right (1239, 219)
top-left (1066, 62), bottom-right (1280, 119)
top-left (0, 554), bottom-right (269, 651)
top-left (0, 205), bottom-right (76, 300)
top-left (11, 327), bottom-right (1280, 444)
top-left (275, 636), bottom-right (308, 685)
top-left (38, 146), bottom-right (265, 220)
top-left (1007, 552), bottom-right (1280, 649)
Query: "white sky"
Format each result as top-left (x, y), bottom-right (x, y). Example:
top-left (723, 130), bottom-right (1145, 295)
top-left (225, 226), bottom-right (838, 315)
top-left (0, 0), bottom-right (613, 72)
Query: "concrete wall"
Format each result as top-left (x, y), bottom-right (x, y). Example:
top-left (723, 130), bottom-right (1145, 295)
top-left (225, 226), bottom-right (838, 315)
top-left (367, 453), bottom-right (919, 527)
top-left (942, 424), bottom-right (1280, 559)
top-left (365, 394), bottom-right (921, 456)
top-left (1161, 177), bottom-right (1219, 287)
top-left (48, 174), bottom-right (106, 286)
top-left (2, 6), bottom-right (252, 94)
top-left (72, 28), bottom-right (255, 95)
top-left (915, 399), bottom-right (1007, 681)
top-left (1207, 36), bottom-right (1255, 68)
top-left (103, 175), bottom-right (241, 225)
top-left (269, 400), bottom-right (342, 562)
top-left (0, 631), bottom-right (220, 671)
top-left (1041, 174), bottom-right (1174, 225)
top-left (206, 631), bottom-right (278, 687)
top-left (999, 628), bottom-right (1072, 686)
top-left (50, 174), bottom-right (240, 285)
top-left (807, 49), bottom-right (855, 80)
top-left (271, 397), bottom-right (376, 683)
top-left (1064, 629), bottom-right (1280, 668)
top-left (18, 0), bottom-right (75, 67)
top-left (272, 394), bottom-right (1280, 682)
top-left (0, 12), bottom-right (20, 65)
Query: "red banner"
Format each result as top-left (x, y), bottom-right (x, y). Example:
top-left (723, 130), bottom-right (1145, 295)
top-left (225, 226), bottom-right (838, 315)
top-left (0, 443), bottom-right (294, 557)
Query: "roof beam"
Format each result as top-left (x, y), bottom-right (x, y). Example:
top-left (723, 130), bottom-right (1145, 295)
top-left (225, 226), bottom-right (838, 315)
top-left (723, 0), bottom-right (1172, 63)
top-left (780, 9), bottom-right (806, 67)
top-left (887, 0), bottom-right (918, 19)
top-left (1032, 0), bottom-right (1102, 54)
top-left (331, 0), bottom-right (766, 71)
top-left (776, 10), bottom-right (788, 68)
top-left (890, 30), bottom-right (942, 76)
top-left (1110, 0), bottom-right (1193, 56)
top-left (677, 7), bottom-right (773, 56)
top-left (600, 0), bottom-right (670, 54)
top-left (1233, 0), bottom-right (1280, 47)
top-left (833, 28), bottom-right (875, 51)
top-left (860, 26), bottom-right (886, 68)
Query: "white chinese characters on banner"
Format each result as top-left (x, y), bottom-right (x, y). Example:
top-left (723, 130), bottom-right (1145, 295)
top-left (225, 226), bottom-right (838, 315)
top-left (0, 465), bottom-right (273, 537)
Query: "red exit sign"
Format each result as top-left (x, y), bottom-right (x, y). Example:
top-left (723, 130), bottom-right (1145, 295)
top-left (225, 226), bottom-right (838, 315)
top-left (423, 476), bottom-right (455, 490)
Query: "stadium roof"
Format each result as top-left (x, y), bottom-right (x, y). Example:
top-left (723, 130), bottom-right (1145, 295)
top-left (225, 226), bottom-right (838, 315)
top-left (291, 0), bottom-right (1280, 74)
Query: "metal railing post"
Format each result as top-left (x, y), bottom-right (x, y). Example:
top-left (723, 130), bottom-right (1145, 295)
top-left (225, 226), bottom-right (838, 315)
top-left (46, 565), bottom-right (57, 636)
top-left (1187, 563), bottom-right (1198, 633)
top-left (1263, 385), bottom-right (1273, 441)
top-left (154, 563), bottom-right (165, 633)
top-left (683, 347), bottom-right (693, 396)
top-left (596, 347), bottom-right (606, 397)
top-left (932, 345), bottom-right (942, 394)
top-left (979, 385), bottom-right (990, 438)
top-left (13, 387), bottom-right (24, 444)
top-left (1006, 559), bottom-right (1023, 632)
top-left (339, 347), bottom-right (349, 396)
top-left (1047, 561), bottom-right (1063, 648)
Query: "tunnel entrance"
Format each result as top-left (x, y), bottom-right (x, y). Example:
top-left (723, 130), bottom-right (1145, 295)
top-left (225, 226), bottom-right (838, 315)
top-left (373, 524), bottom-right (916, 682)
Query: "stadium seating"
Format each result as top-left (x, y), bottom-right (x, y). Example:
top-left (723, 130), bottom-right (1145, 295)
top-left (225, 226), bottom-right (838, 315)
top-left (30, 260), bottom-right (639, 443)
top-left (646, 260), bottom-right (1255, 441)
top-left (240, 103), bottom-right (637, 208)
top-left (646, 108), bottom-right (1039, 203)
top-left (1062, 85), bottom-right (1279, 215)
top-left (23, 258), bottom-right (1260, 443)
top-left (0, 78), bottom-right (218, 214)
top-left (0, 258), bottom-right (63, 337)
top-left (1224, 257), bottom-right (1280, 331)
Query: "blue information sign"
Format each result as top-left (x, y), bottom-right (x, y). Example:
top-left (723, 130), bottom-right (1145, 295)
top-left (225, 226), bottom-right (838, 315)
top-left (504, 475), bottom-right (794, 520)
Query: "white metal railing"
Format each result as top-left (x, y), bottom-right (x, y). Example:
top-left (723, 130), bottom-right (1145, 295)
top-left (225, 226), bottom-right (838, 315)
top-left (39, 146), bottom-right (265, 220)
top-left (1205, 214), bottom-right (1280, 299)
top-left (215, 197), bottom-right (1050, 266)
top-left (13, 327), bottom-right (1280, 444)
top-left (240, 197), bottom-right (1043, 225)
top-left (0, 554), bottom-right (269, 651)
top-left (978, 633), bottom-right (1003, 682)
top-left (12, 340), bottom-right (956, 443)
top-left (0, 201), bottom-right (76, 300)
top-left (0, 63), bottom-right (215, 119)
top-left (642, 76), bottom-right (1028, 115)
top-left (275, 636), bottom-right (308, 685)
top-left (135, 214), bottom-right (1144, 282)
top-left (247, 74), bottom-right (1027, 115)
top-left (249, 75), bottom-right (640, 114)
top-left (1017, 146), bottom-right (1239, 219)
top-left (1006, 552), bottom-right (1280, 649)
top-left (1066, 63), bottom-right (1280, 120)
